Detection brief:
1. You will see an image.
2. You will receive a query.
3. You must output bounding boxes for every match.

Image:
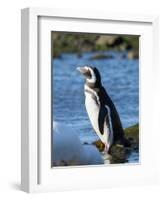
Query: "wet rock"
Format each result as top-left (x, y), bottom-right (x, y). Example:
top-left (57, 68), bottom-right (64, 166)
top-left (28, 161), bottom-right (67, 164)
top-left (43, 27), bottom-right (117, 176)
top-left (110, 145), bottom-right (127, 163)
top-left (92, 124), bottom-right (139, 163)
top-left (125, 124), bottom-right (139, 143)
top-left (90, 54), bottom-right (114, 60)
top-left (83, 141), bottom-right (89, 145)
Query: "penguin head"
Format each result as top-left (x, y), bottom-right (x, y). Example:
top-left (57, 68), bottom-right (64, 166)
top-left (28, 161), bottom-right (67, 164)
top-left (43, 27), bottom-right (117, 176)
top-left (76, 66), bottom-right (102, 87)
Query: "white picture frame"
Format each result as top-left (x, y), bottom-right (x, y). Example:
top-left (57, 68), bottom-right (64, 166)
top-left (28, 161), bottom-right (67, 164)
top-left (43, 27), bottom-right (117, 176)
top-left (21, 7), bottom-right (159, 193)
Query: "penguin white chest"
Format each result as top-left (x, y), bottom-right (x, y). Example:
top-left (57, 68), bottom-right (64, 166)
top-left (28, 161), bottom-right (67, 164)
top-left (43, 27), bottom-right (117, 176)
top-left (84, 87), bottom-right (101, 135)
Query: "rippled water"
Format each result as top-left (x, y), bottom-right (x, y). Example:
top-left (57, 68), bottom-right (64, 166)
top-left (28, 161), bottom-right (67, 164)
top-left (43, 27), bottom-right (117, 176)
top-left (52, 51), bottom-right (139, 163)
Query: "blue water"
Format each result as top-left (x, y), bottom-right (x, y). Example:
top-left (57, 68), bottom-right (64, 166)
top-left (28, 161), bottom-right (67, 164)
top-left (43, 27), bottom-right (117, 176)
top-left (53, 51), bottom-right (139, 144)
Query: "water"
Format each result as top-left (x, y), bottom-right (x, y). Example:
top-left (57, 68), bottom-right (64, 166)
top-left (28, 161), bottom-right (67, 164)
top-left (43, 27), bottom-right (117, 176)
top-left (53, 51), bottom-right (139, 163)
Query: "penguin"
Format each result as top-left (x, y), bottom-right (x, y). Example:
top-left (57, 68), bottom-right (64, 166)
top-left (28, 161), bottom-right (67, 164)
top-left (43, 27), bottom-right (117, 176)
top-left (77, 66), bottom-right (130, 153)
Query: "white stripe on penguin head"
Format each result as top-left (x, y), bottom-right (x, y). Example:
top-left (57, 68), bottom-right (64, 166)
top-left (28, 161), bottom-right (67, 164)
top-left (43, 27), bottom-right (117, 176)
top-left (84, 66), bottom-right (96, 83)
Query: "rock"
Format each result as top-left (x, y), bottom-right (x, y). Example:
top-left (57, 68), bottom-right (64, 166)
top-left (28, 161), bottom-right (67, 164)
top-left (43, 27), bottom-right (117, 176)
top-left (96, 35), bottom-right (118, 46)
top-left (124, 124), bottom-right (139, 152)
top-left (83, 141), bottom-right (89, 145)
top-left (93, 124), bottom-right (139, 151)
top-left (125, 124), bottom-right (139, 142)
top-left (110, 37), bottom-right (124, 47)
top-left (92, 140), bottom-right (129, 163)
top-left (90, 53), bottom-right (114, 60)
top-left (92, 124), bottom-right (139, 163)
top-left (127, 50), bottom-right (139, 59)
top-left (110, 145), bottom-right (127, 163)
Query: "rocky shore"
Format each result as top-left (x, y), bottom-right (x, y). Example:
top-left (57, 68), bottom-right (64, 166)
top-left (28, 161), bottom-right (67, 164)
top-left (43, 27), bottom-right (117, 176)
top-left (92, 124), bottom-right (139, 163)
top-left (52, 32), bottom-right (139, 59)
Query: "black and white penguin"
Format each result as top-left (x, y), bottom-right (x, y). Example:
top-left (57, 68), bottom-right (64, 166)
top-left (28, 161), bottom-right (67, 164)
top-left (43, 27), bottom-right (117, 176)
top-left (77, 66), bottom-right (130, 153)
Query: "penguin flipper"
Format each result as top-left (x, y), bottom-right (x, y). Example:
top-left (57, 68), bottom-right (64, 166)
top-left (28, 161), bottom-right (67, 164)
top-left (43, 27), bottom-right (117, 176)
top-left (100, 87), bottom-right (126, 142)
top-left (98, 105), bottom-right (108, 135)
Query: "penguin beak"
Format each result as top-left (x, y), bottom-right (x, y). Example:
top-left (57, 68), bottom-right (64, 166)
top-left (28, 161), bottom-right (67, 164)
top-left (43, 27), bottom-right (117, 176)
top-left (76, 67), bottom-right (88, 74)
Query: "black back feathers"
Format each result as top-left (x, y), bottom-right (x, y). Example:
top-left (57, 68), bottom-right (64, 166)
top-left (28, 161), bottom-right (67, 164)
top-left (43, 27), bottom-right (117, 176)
top-left (93, 67), bottom-right (102, 88)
